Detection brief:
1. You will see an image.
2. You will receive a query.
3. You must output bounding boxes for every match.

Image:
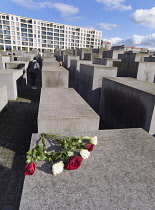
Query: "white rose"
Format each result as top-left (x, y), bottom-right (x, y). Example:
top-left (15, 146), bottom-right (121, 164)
top-left (80, 149), bottom-right (90, 159)
top-left (90, 136), bottom-right (97, 145)
top-left (52, 161), bottom-right (64, 175)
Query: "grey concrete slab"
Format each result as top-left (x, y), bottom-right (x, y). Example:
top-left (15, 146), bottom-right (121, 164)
top-left (69, 60), bottom-right (92, 91)
top-left (42, 66), bottom-right (69, 88)
top-left (43, 57), bottom-right (56, 62)
top-left (94, 58), bottom-right (121, 66)
top-left (99, 77), bottom-right (155, 134)
top-left (20, 128), bottom-right (155, 210)
top-left (0, 69), bottom-right (23, 100)
top-left (38, 88), bottom-right (99, 133)
top-left (118, 52), bottom-right (153, 62)
top-left (63, 55), bottom-right (79, 69)
top-left (5, 61), bottom-right (29, 69)
top-left (16, 57), bottom-right (31, 62)
top-left (102, 49), bottom-right (124, 59)
top-left (79, 64), bottom-right (117, 113)
top-left (0, 85), bottom-right (8, 111)
top-left (113, 61), bottom-right (155, 83)
top-left (77, 48), bottom-right (92, 60)
top-left (0, 55), bottom-right (11, 69)
top-left (43, 52), bottom-right (54, 58)
top-left (84, 52), bottom-right (102, 62)
top-left (42, 61), bottom-right (59, 69)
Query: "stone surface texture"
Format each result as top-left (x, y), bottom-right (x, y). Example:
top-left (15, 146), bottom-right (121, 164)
top-left (0, 85), bottom-right (8, 111)
top-left (38, 88), bottom-right (99, 133)
top-left (20, 128), bottom-right (155, 210)
top-left (99, 77), bottom-right (155, 134)
top-left (42, 66), bottom-right (69, 88)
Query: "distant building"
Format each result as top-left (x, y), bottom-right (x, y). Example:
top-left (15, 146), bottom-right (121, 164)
top-left (101, 40), bottom-right (111, 49)
top-left (111, 45), bottom-right (150, 52)
top-left (0, 12), bottom-right (102, 52)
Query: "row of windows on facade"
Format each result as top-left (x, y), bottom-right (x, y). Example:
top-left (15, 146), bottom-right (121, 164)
top-left (0, 16), bottom-right (101, 34)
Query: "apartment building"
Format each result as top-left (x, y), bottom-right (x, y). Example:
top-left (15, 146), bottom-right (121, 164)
top-left (0, 12), bottom-right (102, 53)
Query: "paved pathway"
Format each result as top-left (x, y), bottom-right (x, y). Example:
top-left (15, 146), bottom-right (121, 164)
top-left (0, 75), bottom-right (41, 210)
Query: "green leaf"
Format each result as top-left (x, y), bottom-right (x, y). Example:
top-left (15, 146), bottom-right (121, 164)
top-left (36, 145), bottom-right (44, 153)
top-left (38, 154), bottom-right (47, 161)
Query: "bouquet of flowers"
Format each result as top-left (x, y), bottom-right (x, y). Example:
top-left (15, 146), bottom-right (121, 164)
top-left (24, 133), bottom-right (97, 176)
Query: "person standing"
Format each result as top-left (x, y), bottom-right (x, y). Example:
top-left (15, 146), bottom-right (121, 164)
top-left (28, 57), bottom-right (40, 89)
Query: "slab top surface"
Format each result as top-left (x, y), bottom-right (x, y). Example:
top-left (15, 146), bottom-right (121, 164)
top-left (20, 128), bottom-right (155, 210)
top-left (38, 88), bottom-right (99, 119)
top-left (104, 77), bottom-right (155, 95)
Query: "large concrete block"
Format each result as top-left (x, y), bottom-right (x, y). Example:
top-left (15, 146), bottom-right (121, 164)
top-left (79, 64), bottom-right (117, 113)
top-left (84, 52), bottom-right (102, 62)
top-left (144, 56), bottom-right (155, 62)
top-left (5, 61), bottom-right (29, 69)
top-left (99, 77), bottom-right (155, 134)
top-left (113, 61), bottom-right (155, 83)
top-left (38, 88), bottom-right (99, 133)
top-left (20, 128), bottom-right (155, 210)
top-left (61, 50), bottom-right (73, 62)
top-left (42, 61), bottom-right (59, 70)
top-left (69, 60), bottom-right (92, 91)
top-left (0, 55), bottom-right (11, 69)
top-left (77, 48), bottom-right (92, 60)
top-left (43, 57), bottom-right (56, 62)
top-left (63, 55), bottom-right (79, 69)
top-left (42, 66), bottom-right (69, 88)
top-left (16, 57), bottom-right (31, 62)
top-left (43, 52), bottom-right (54, 58)
top-left (0, 69), bottom-right (23, 100)
top-left (94, 58), bottom-right (121, 66)
top-left (102, 49), bottom-right (124, 59)
top-left (0, 85), bottom-right (8, 112)
top-left (118, 52), bottom-right (153, 62)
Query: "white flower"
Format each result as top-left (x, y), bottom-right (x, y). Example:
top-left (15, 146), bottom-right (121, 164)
top-left (80, 149), bottom-right (90, 159)
top-left (90, 136), bottom-right (97, 145)
top-left (52, 161), bottom-right (64, 175)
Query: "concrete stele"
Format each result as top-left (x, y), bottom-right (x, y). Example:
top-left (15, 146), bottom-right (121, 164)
top-left (38, 88), bottom-right (99, 133)
top-left (20, 128), bottom-right (155, 210)
top-left (79, 64), bottom-right (117, 113)
top-left (0, 85), bottom-right (8, 111)
top-left (99, 77), bottom-right (155, 134)
top-left (42, 66), bottom-right (69, 88)
top-left (0, 69), bottom-right (23, 100)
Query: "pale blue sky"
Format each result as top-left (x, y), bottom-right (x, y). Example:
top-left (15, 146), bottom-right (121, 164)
top-left (1, 0), bottom-right (155, 50)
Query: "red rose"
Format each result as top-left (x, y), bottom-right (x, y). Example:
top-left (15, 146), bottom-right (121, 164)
top-left (24, 162), bottom-right (36, 175)
top-left (65, 156), bottom-right (82, 170)
top-left (85, 143), bottom-right (94, 151)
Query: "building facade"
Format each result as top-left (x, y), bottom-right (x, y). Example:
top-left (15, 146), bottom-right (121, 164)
top-left (0, 12), bottom-right (102, 53)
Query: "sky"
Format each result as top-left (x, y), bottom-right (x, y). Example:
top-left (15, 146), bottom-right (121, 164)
top-left (1, 0), bottom-right (155, 50)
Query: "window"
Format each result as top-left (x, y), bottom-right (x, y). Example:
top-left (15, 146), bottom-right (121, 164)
top-left (4, 35), bottom-right (11, 39)
top-left (54, 37), bottom-right (59, 40)
top-left (42, 44), bottom-right (46, 47)
top-left (28, 34), bottom-right (33, 37)
top-left (21, 23), bottom-right (27, 28)
top-left (42, 40), bottom-right (46, 43)
top-left (22, 37), bottom-right (28, 41)
top-left (28, 25), bottom-right (32, 28)
top-left (22, 33), bottom-right (27, 37)
top-left (47, 45), bottom-right (53, 48)
top-left (42, 35), bottom-right (46, 39)
top-left (4, 30), bottom-right (10, 34)
top-left (5, 40), bottom-right (11, 44)
top-left (47, 32), bottom-right (52, 36)
top-left (54, 29), bottom-right (59, 32)
top-left (28, 29), bottom-right (33, 33)
top-left (16, 17), bottom-right (18, 21)
top-left (6, 45), bottom-right (12, 50)
top-left (3, 20), bottom-right (9, 25)
top-left (47, 28), bottom-right (53, 31)
top-left (3, 25), bottom-right (10, 30)
top-left (0, 39), bottom-right (3, 43)
top-left (47, 36), bottom-right (52, 40)
top-left (21, 28), bottom-right (27, 32)
top-left (54, 33), bottom-right (59, 36)
top-left (42, 31), bottom-right (46, 35)
top-left (22, 42), bottom-right (28, 45)
top-left (41, 27), bottom-right (46, 30)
